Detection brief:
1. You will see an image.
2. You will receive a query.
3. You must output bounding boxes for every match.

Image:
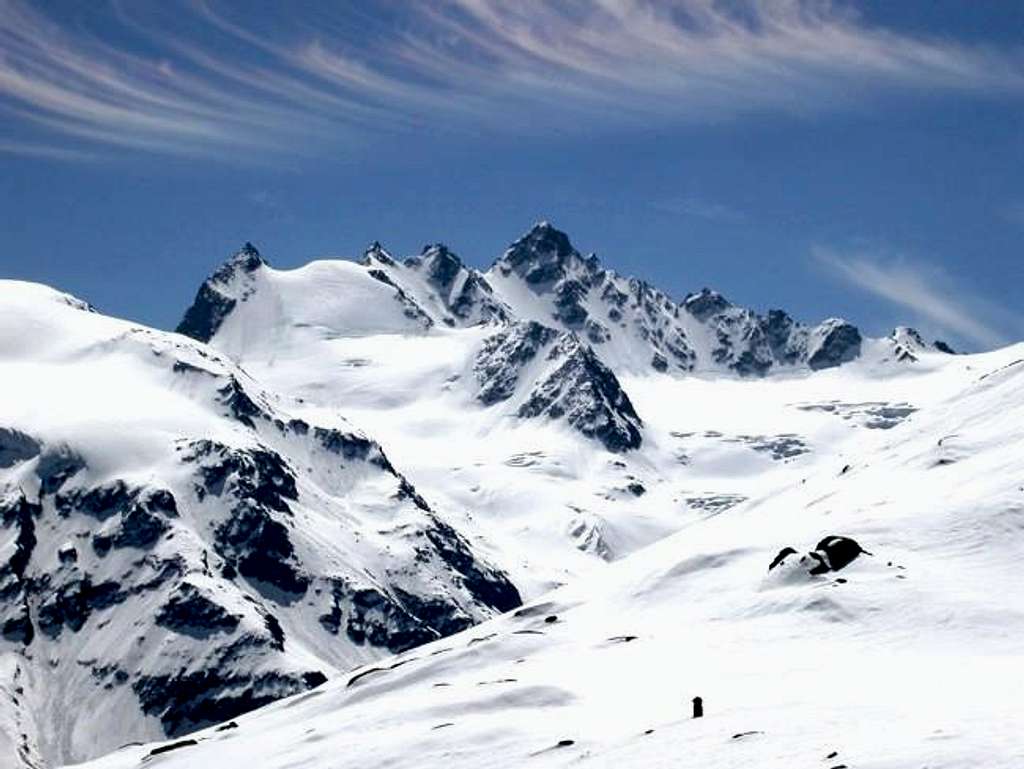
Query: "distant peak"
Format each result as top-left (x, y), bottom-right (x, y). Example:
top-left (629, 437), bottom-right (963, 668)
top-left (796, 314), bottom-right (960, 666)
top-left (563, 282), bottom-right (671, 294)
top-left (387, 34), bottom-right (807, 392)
top-left (363, 241), bottom-right (396, 266)
top-left (497, 222), bottom-right (595, 287)
top-left (683, 288), bottom-right (732, 321)
top-left (177, 244), bottom-right (265, 342)
top-left (421, 242), bottom-right (450, 255)
top-left (226, 242), bottom-right (266, 273)
top-left (890, 326), bottom-right (925, 345)
top-left (418, 243), bottom-right (464, 286)
top-left (517, 221), bottom-right (575, 259)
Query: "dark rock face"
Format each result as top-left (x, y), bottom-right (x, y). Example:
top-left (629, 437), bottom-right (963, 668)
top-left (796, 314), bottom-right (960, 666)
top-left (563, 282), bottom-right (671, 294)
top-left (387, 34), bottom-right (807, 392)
top-left (36, 449), bottom-right (86, 495)
top-left (0, 428), bottom-right (40, 468)
top-left (312, 426), bottom-right (389, 468)
top-left (55, 483), bottom-right (177, 555)
top-left (934, 340), bottom-right (956, 354)
top-left (0, 492), bottom-right (41, 644)
top-left (175, 283), bottom-right (238, 343)
top-left (341, 585), bottom-right (438, 653)
top-left (185, 439), bottom-right (308, 600)
top-left (155, 584), bottom-right (241, 638)
top-left (814, 536), bottom-right (870, 572)
top-left (420, 244), bottom-right (463, 287)
top-left (56, 480), bottom-right (135, 521)
top-left (133, 657), bottom-right (326, 738)
top-left (217, 377), bottom-right (268, 428)
top-left (362, 241), bottom-right (397, 267)
top-left (475, 321), bottom-right (560, 405)
top-left (768, 536), bottom-right (870, 575)
top-left (318, 575), bottom-right (479, 655)
top-left (188, 441), bottom-right (298, 513)
top-left (553, 280), bottom-right (589, 328)
top-left (492, 224), bottom-right (865, 377)
top-left (683, 288), bottom-right (731, 322)
top-left (518, 336), bottom-right (643, 453)
top-left (424, 518), bottom-right (522, 614)
top-left (36, 574), bottom-right (128, 639)
top-left (403, 244), bottom-right (511, 325)
top-left (768, 547), bottom-right (798, 572)
top-left (394, 587), bottom-right (475, 638)
top-left (215, 502), bottom-right (308, 599)
top-left (176, 243), bottom-right (265, 343)
top-left (366, 268), bottom-right (436, 328)
top-left (500, 222), bottom-right (577, 283)
top-left (808, 322), bottom-right (863, 371)
top-left (762, 310), bottom-right (802, 365)
top-left (476, 321), bottom-right (643, 452)
top-left (683, 288), bottom-right (863, 377)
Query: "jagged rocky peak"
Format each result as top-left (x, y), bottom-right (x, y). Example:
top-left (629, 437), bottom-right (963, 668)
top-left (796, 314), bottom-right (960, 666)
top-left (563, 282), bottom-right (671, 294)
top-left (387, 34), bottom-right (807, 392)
top-left (229, 241), bottom-right (265, 273)
top-left (807, 318), bottom-right (862, 370)
top-left (683, 288), bottom-right (733, 322)
top-left (474, 321), bottom-right (643, 452)
top-left (496, 221), bottom-right (600, 286)
top-left (176, 242), bottom-right (267, 342)
top-left (681, 285), bottom-right (862, 375)
top-left (887, 326), bottom-right (954, 362)
top-left (520, 333), bottom-right (643, 453)
top-left (407, 243), bottom-right (464, 287)
top-left (401, 243), bottom-right (511, 326)
top-left (362, 240), bottom-right (397, 267)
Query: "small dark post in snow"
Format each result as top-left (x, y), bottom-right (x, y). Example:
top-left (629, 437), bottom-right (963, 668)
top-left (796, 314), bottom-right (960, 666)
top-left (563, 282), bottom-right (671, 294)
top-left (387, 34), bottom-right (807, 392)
top-left (692, 696), bottom-right (703, 719)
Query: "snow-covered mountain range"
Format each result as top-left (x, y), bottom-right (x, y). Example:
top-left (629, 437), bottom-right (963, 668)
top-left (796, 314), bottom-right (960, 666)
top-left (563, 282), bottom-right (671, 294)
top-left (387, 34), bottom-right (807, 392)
top-left (3, 223), bottom-right (1014, 769)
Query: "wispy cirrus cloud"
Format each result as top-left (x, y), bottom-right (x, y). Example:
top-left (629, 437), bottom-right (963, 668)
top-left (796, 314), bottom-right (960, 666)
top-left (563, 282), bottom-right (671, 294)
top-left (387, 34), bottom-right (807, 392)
top-left (652, 196), bottom-right (744, 222)
top-left (813, 245), bottom-right (1021, 350)
top-left (2, 0), bottom-right (1024, 160)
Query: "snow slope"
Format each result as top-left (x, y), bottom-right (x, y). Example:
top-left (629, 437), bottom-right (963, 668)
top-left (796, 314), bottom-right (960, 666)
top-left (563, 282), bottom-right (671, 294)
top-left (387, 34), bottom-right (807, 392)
top-left (72, 342), bottom-right (1024, 769)
top-left (0, 280), bottom-right (518, 767)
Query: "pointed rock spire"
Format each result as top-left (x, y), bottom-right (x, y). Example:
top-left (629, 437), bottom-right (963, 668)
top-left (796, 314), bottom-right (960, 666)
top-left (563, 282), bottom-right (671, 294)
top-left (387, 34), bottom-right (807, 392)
top-left (176, 243), bottom-right (266, 342)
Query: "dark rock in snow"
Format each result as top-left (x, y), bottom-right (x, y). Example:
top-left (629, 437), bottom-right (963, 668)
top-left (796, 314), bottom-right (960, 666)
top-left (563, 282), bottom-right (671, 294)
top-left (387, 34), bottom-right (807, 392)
top-left (0, 428), bottom-right (40, 468)
top-left (176, 243), bottom-right (265, 342)
top-left (769, 536), bottom-right (870, 576)
top-left (214, 501), bottom-right (308, 600)
top-left (217, 377), bottom-right (268, 428)
top-left (768, 547), bottom-right (797, 571)
top-left (808, 321), bottom-right (862, 370)
top-left (475, 321), bottom-right (560, 405)
top-left (148, 739), bottom-right (197, 757)
top-left (500, 222), bottom-right (577, 283)
top-left (814, 535), bottom-right (871, 572)
top-left (518, 335), bottom-right (643, 452)
top-left (343, 586), bottom-right (438, 653)
top-left (36, 574), bottom-right (128, 638)
top-left (155, 584), bottom-right (241, 638)
top-left (134, 663), bottom-right (327, 739)
top-left (187, 440), bottom-right (298, 513)
top-left (35, 449), bottom-right (86, 495)
top-left (683, 288), bottom-right (732, 322)
top-left (424, 518), bottom-right (522, 613)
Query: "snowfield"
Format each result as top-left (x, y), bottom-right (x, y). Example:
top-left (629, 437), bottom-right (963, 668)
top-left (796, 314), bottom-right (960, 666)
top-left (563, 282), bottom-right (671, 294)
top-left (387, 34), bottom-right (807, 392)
top-left (2, 223), bottom-right (1022, 768)
top-left (69, 340), bottom-right (1024, 769)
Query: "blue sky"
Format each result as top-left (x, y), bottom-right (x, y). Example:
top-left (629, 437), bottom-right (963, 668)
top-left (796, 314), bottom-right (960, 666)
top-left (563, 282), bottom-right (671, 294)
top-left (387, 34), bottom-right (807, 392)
top-left (2, 1), bottom-right (1023, 350)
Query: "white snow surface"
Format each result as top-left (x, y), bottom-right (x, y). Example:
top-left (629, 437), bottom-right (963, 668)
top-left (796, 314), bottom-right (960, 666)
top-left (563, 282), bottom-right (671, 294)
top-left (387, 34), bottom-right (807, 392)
top-left (70, 338), bottom-right (1024, 768)
top-left (3, 231), bottom-right (1021, 769)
